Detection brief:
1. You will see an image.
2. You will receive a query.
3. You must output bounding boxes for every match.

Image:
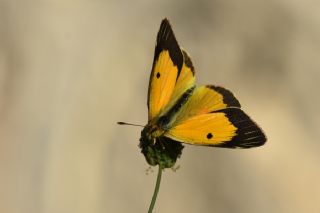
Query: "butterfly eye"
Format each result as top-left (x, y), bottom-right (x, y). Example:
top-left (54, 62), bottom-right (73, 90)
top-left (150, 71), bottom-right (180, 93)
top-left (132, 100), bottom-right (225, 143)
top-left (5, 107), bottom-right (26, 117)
top-left (156, 72), bottom-right (160, 79)
top-left (207, 133), bottom-right (213, 139)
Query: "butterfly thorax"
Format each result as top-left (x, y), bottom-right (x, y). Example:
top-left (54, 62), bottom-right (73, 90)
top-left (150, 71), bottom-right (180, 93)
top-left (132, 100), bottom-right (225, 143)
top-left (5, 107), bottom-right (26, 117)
top-left (139, 122), bottom-right (184, 169)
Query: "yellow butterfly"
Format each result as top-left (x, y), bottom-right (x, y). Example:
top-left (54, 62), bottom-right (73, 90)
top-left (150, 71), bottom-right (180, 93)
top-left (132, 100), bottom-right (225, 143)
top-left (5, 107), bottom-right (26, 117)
top-left (121, 18), bottom-right (266, 168)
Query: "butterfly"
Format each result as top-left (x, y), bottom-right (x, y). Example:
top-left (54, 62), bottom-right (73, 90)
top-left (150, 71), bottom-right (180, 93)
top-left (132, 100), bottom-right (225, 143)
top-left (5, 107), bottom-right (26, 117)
top-left (120, 18), bottom-right (266, 169)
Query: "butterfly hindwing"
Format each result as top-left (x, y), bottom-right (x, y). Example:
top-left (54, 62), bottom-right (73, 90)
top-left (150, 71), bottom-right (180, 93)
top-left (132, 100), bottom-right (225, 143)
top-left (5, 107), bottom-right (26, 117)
top-left (165, 108), bottom-right (265, 148)
top-left (164, 85), bottom-right (266, 148)
top-left (147, 19), bottom-right (183, 120)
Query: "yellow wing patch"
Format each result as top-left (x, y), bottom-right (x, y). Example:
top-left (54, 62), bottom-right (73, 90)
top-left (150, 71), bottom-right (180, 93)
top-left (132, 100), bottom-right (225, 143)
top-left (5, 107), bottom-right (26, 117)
top-left (174, 85), bottom-right (240, 124)
top-left (163, 50), bottom-right (195, 113)
top-left (165, 112), bottom-right (237, 145)
top-left (148, 50), bottom-right (180, 119)
top-left (172, 51), bottom-right (195, 100)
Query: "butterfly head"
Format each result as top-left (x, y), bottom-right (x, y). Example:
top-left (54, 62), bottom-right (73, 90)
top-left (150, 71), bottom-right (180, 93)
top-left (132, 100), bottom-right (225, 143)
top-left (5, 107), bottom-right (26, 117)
top-left (145, 124), bottom-right (165, 140)
top-left (139, 124), bottom-right (184, 169)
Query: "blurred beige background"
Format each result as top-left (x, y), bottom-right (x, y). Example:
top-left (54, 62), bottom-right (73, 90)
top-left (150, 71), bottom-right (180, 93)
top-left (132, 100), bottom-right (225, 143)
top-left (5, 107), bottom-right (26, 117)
top-left (1, 0), bottom-right (320, 212)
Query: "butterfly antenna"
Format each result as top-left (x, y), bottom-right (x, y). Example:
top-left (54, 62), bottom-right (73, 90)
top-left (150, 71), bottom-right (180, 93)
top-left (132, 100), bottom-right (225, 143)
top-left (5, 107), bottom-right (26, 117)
top-left (117, 122), bottom-right (144, 127)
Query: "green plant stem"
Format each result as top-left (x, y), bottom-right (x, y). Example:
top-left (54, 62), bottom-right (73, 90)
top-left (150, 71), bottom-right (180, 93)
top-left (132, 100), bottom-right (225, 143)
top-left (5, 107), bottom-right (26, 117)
top-left (148, 165), bottom-right (163, 213)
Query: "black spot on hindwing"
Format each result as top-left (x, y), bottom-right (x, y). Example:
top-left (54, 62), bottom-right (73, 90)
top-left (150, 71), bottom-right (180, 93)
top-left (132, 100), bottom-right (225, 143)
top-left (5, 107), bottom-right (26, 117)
top-left (207, 133), bottom-right (213, 139)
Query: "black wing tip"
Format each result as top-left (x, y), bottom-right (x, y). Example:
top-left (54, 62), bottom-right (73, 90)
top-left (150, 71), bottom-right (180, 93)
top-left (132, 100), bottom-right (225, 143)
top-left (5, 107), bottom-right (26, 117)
top-left (206, 85), bottom-right (241, 108)
top-left (155, 18), bottom-right (183, 71)
top-left (215, 108), bottom-right (267, 148)
top-left (157, 18), bottom-right (175, 45)
top-left (182, 50), bottom-right (195, 75)
top-left (161, 20), bottom-right (194, 75)
top-left (161, 18), bottom-right (170, 25)
top-left (158, 18), bottom-right (172, 40)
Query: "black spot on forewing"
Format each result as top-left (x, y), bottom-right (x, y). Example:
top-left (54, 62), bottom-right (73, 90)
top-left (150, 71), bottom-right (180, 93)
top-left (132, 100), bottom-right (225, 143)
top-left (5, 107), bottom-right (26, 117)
top-left (206, 85), bottom-right (241, 108)
top-left (156, 72), bottom-right (160, 78)
top-left (207, 133), bottom-right (213, 139)
top-left (212, 108), bottom-right (266, 148)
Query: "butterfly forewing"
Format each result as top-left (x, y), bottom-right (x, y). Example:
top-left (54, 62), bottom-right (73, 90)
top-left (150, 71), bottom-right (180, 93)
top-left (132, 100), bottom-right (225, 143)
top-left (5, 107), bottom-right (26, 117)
top-left (147, 19), bottom-right (196, 122)
top-left (147, 19), bottom-right (183, 120)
